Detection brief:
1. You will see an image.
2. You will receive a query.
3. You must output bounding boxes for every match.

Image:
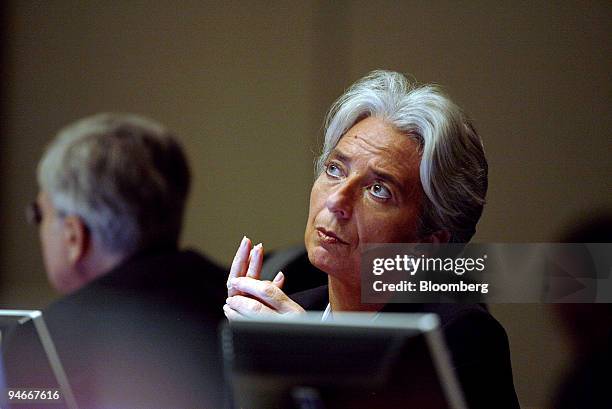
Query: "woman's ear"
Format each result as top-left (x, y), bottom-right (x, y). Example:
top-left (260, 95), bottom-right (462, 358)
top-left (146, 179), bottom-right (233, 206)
top-left (62, 215), bottom-right (90, 266)
top-left (423, 229), bottom-right (451, 245)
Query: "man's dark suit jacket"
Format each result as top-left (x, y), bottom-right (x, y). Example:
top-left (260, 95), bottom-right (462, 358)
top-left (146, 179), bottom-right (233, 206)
top-left (291, 285), bottom-right (521, 409)
top-left (4, 248), bottom-right (227, 409)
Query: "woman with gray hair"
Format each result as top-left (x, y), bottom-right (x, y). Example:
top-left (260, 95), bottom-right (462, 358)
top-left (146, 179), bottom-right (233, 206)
top-left (225, 71), bottom-right (519, 408)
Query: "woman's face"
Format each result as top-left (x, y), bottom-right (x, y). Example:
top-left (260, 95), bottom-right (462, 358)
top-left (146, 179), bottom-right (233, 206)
top-left (305, 116), bottom-right (424, 284)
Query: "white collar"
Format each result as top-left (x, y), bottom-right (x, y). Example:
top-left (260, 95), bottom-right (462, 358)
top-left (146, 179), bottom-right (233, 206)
top-left (321, 303), bottom-right (333, 321)
top-left (321, 303), bottom-right (380, 321)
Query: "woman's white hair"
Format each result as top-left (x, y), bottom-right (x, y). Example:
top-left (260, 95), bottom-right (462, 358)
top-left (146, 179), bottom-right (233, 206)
top-left (38, 113), bottom-right (191, 256)
top-left (317, 70), bottom-right (488, 243)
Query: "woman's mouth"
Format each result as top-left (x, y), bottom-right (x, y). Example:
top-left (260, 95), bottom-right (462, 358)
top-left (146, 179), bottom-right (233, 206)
top-left (316, 227), bottom-right (348, 245)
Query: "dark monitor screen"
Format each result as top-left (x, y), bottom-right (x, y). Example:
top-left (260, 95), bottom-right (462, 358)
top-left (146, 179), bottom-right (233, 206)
top-left (222, 312), bottom-right (467, 409)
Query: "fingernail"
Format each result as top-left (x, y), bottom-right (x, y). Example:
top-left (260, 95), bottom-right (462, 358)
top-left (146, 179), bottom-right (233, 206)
top-left (273, 271), bottom-right (284, 283)
top-left (226, 280), bottom-right (232, 289)
top-left (240, 236), bottom-right (249, 248)
top-left (251, 244), bottom-right (262, 257)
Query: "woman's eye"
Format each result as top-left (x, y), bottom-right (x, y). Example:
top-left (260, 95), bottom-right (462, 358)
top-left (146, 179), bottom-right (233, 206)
top-left (325, 163), bottom-right (343, 178)
top-left (369, 183), bottom-right (392, 200)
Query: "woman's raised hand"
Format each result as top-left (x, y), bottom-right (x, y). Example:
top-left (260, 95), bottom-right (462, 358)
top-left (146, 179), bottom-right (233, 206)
top-left (227, 236), bottom-right (263, 297)
top-left (224, 236), bottom-right (305, 320)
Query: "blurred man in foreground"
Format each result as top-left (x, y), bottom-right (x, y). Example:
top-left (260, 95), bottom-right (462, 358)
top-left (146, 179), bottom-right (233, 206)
top-left (5, 113), bottom-right (226, 408)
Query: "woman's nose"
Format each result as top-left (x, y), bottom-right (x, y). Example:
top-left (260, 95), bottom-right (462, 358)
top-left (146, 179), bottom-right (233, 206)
top-left (325, 179), bottom-right (357, 221)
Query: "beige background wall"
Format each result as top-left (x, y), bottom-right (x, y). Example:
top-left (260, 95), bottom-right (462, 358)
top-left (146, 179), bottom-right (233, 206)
top-left (1, 2), bottom-right (610, 408)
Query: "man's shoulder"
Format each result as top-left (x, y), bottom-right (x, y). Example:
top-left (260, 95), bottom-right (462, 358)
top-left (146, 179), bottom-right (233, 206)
top-left (95, 248), bottom-right (223, 292)
top-left (37, 249), bottom-right (227, 408)
top-left (47, 248), bottom-right (227, 321)
top-left (103, 248), bottom-right (224, 284)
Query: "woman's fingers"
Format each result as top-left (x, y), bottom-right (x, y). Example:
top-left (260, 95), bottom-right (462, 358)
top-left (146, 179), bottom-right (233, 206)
top-left (228, 236), bottom-right (251, 280)
top-left (228, 276), bottom-right (305, 314)
top-left (272, 271), bottom-right (285, 288)
top-left (227, 236), bottom-right (251, 296)
top-left (225, 295), bottom-right (276, 317)
top-left (226, 242), bottom-right (290, 316)
top-left (245, 243), bottom-right (263, 279)
top-left (223, 303), bottom-right (246, 321)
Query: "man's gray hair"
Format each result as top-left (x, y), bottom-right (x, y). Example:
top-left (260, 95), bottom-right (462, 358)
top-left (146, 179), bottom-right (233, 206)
top-left (38, 113), bottom-right (191, 255)
top-left (317, 70), bottom-right (488, 243)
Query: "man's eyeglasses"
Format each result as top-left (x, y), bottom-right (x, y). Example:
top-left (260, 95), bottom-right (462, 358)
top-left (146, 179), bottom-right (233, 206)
top-left (26, 201), bottom-right (42, 225)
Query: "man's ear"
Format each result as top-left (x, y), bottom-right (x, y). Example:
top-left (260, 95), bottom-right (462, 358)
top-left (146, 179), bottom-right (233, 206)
top-left (62, 216), bottom-right (90, 265)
